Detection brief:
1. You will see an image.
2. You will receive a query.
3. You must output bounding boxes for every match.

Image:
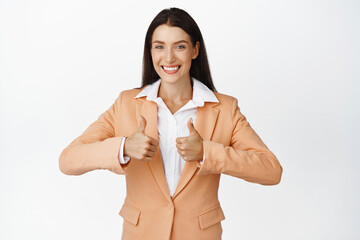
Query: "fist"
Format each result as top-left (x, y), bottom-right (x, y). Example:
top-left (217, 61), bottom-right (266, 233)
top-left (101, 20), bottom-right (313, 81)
top-left (124, 115), bottom-right (159, 161)
top-left (176, 118), bottom-right (204, 162)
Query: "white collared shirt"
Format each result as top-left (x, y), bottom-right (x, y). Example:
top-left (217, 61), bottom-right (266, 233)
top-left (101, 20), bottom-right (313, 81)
top-left (118, 78), bottom-right (219, 197)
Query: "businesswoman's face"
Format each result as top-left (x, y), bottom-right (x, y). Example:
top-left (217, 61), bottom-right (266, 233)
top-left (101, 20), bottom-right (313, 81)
top-left (151, 24), bottom-right (200, 85)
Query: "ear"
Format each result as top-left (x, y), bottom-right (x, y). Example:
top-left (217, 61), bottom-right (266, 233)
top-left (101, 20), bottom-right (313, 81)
top-left (192, 41), bottom-right (200, 59)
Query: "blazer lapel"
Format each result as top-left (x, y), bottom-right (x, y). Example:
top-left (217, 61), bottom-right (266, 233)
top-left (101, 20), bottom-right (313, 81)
top-left (135, 98), bottom-right (172, 203)
top-left (172, 102), bottom-right (220, 200)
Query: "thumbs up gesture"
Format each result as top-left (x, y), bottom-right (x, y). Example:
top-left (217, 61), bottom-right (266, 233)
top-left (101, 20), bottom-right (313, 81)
top-left (176, 118), bottom-right (204, 162)
top-left (124, 115), bottom-right (159, 161)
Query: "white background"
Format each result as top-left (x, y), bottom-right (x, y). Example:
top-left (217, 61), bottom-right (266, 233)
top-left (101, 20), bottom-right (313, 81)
top-left (1, 0), bottom-right (359, 239)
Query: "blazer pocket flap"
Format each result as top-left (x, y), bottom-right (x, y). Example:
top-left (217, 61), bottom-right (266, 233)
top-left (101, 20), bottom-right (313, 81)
top-left (198, 205), bottom-right (225, 229)
top-left (119, 204), bottom-right (140, 226)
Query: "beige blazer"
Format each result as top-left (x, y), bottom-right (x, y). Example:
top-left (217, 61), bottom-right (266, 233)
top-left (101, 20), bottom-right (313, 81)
top-left (59, 86), bottom-right (283, 240)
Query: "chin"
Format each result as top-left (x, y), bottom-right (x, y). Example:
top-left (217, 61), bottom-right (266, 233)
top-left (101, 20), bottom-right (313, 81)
top-left (160, 77), bottom-right (179, 84)
top-left (161, 74), bottom-right (187, 83)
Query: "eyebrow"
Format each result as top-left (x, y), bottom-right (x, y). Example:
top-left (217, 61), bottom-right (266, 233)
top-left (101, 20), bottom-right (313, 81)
top-left (152, 40), bottom-right (189, 44)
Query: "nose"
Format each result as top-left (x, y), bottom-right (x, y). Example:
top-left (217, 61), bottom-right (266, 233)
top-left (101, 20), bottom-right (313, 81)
top-left (164, 48), bottom-right (176, 63)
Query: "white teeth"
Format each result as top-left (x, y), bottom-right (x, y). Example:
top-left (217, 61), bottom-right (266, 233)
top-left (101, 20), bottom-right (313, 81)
top-left (163, 66), bottom-right (179, 71)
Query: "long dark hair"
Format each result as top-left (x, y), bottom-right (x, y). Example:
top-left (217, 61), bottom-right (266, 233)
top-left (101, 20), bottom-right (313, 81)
top-left (141, 7), bottom-right (217, 92)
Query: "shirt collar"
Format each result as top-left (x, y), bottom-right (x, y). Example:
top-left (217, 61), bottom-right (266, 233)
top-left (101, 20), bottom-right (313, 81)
top-left (134, 77), bottom-right (218, 107)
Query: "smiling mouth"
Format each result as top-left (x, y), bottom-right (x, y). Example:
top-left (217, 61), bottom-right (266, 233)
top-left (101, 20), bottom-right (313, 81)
top-left (161, 65), bottom-right (181, 74)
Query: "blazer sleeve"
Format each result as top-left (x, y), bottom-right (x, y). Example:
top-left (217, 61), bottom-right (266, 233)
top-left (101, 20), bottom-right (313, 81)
top-left (197, 98), bottom-right (283, 185)
top-left (59, 92), bottom-right (130, 176)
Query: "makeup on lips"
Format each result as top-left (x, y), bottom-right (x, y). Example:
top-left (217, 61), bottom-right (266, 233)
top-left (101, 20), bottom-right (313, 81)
top-left (162, 65), bottom-right (181, 74)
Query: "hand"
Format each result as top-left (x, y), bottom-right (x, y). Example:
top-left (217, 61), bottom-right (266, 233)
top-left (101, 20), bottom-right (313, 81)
top-left (124, 115), bottom-right (159, 161)
top-left (176, 118), bottom-right (204, 162)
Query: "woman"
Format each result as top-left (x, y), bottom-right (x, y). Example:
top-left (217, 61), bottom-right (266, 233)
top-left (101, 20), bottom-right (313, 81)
top-left (59, 7), bottom-right (283, 240)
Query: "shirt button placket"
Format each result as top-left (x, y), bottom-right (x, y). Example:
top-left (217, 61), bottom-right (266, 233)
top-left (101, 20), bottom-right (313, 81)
top-left (171, 115), bottom-right (177, 191)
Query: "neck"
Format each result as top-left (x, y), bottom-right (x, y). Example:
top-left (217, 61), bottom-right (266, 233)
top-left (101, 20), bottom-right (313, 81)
top-left (158, 78), bottom-right (193, 102)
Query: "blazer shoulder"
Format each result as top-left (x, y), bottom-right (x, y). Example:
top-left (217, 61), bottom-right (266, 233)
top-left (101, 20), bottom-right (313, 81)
top-left (119, 87), bottom-right (145, 99)
top-left (213, 92), bottom-right (238, 108)
top-left (108, 87), bottom-right (145, 114)
top-left (113, 86), bottom-right (145, 106)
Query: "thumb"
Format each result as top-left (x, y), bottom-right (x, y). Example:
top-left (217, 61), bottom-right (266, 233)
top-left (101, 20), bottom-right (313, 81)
top-left (137, 115), bottom-right (146, 133)
top-left (187, 118), bottom-right (197, 136)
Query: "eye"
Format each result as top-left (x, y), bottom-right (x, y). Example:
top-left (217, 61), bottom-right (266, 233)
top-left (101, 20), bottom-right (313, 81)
top-left (154, 45), bottom-right (164, 49)
top-left (176, 45), bottom-right (185, 49)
